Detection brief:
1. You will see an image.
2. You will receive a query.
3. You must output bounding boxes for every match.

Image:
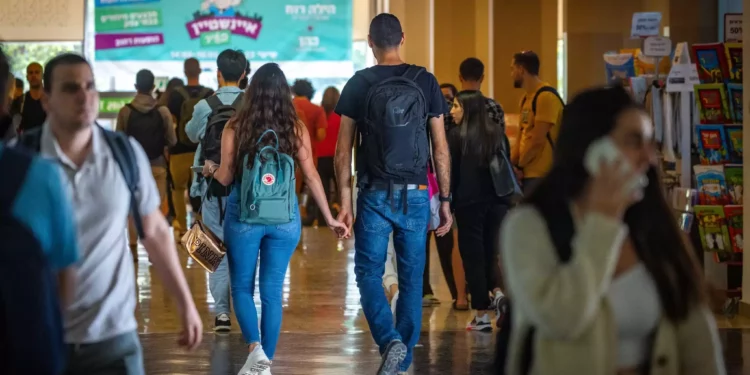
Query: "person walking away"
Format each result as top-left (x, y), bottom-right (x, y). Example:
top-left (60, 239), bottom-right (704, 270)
top-left (168, 58), bottom-right (214, 235)
top-left (509, 51), bottom-right (564, 193)
top-left (499, 86), bottom-right (724, 375)
top-left (449, 90), bottom-right (513, 332)
top-left (317, 86), bottom-right (341, 221)
top-left (202, 62), bottom-right (349, 375)
top-left (334, 13), bottom-right (453, 375)
top-left (0, 46), bottom-right (79, 375)
top-left (116, 69), bottom-right (177, 261)
top-left (13, 54), bottom-right (202, 375)
top-left (186, 49), bottom-right (247, 333)
top-left (156, 77), bottom-right (184, 222)
top-left (11, 62), bottom-right (47, 132)
top-left (292, 79), bottom-right (327, 224)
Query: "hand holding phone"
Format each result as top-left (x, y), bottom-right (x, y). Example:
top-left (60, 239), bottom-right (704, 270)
top-left (190, 166), bottom-right (204, 173)
top-left (583, 137), bottom-right (648, 218)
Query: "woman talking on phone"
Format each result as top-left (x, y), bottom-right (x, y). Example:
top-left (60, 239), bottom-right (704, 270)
top-left (203, 63), bottom-right (349, 375)
top-left (499, 86), bottom-right (724, 375)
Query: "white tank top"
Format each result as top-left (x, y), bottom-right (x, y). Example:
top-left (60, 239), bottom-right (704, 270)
top-left (607, 263), bottom-right (661, 368)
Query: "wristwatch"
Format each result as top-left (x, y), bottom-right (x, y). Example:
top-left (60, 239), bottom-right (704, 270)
top-left (439, 194), bottom-right (452, 203)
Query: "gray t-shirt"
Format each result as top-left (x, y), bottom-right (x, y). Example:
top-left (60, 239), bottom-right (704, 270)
top-left (37, 123), bottom-right (160, 344)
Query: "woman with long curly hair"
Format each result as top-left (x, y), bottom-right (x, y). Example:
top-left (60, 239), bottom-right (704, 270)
top-left (203, 63), bottom-right (349, 375)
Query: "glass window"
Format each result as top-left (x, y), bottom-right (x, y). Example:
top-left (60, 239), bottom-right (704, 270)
top-left (3, 42), bottom-right (83, 86)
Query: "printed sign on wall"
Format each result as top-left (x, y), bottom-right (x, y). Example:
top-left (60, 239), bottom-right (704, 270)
top-left (94, 0), bottom-right (352, 62)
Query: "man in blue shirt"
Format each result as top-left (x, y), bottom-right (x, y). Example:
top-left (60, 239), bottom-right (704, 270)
top-left (0, 45), bottom-right (79, 375)
top-left (186, 48), bottom-right (247, 332)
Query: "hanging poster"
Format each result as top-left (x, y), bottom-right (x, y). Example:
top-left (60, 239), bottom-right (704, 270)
top-left (94, 0), bottom-right (352, 62)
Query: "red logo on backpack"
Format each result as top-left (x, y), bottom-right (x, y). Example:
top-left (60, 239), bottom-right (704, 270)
top-left (262, 173), bottom-right (275, 186)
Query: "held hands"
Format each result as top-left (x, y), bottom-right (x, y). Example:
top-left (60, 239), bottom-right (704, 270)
top-left (336, 206), bottom-right (354, 239)
top-left (202, 161), bottom-right (218, 178)
top-left (585, 159), bottom-right (646, 219)
top-left (326, 216), bottom-right (350, 239)
top-left (435, 202), bottom-right (453, 237)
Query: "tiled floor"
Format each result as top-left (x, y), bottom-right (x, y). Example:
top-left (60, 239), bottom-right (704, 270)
top-left (136, 226), bottom-right (746, 374)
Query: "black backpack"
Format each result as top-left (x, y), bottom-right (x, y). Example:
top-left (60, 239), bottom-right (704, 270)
top-left (519, 86), bottom-right (565, 150)
top-left (496, 199), bottom-right (574, 375)
top-left (0, 147), bottom-right (66, 375)
top-left (125, 104), bottom-right (165, 161)
top-left (356, 65), bottom-right (430, 189)
top-left (16, 125), bottom-right (146, 239)
top-left (199, 93), bottom-right (244, 200)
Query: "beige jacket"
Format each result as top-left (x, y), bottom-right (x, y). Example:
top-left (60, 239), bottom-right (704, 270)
top-left (500, 205), bottom-right (726, 375)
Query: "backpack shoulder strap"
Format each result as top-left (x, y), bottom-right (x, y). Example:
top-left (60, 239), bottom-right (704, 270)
top-left (531, 86), bottom-right (564, 150)
top-left (17, 127), bottom-right (43, 152)
top-left (175, 86), bottom-right (190, 100)
top-left (99, 126), bottom-right (145, 239)
top-left (402, 64), bottom-right (425, 81)
top-left (0, 147), bottom-right (32, 212)
top-left (198, 87), bottom-right (212, 98)
top-left (231, 92), bottom-right (245, 108)
top-left (531, 86), bottom-right (564, 115)
top-left (356, 68), bottom-right (379, 86)
top-left (206, 95), bottom-right (222, 112)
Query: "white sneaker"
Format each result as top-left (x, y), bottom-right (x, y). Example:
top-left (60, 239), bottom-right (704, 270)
top-left (238, 345), bottom-right (272, 375)
top-left (390, 290), bottom-right (399, 321)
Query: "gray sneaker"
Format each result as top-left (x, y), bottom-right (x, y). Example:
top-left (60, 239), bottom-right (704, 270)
top-left (377, 340), bottom-right (407, 375)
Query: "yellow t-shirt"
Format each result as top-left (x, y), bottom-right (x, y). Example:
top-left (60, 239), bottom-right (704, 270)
top-left (515, 83), bottom-right (564, 178)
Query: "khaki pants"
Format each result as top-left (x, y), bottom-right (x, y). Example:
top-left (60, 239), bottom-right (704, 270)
top-left (128, 166), bottom-right (168, 248)
top-left (169, 153), bottom-right (195, 233)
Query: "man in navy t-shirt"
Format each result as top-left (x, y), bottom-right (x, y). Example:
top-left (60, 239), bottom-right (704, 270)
top-left (333, 13), bottom-right (453, 375)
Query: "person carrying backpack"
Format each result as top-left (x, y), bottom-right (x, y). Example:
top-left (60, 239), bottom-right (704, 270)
top-left (167, 58), bottom-right (214, 235)
top-left (202, 62), bottom-right (348, 375)
top-left (510, 51), bottom-right (564, 194)
top-left (185, 49), bottom-right (246, 333)
top-left (116, 69), bottom-right (177, 260)
top-left (12, 53), bottom-right (203, 375)
top-left (333, 14), bottom-right (453, 375)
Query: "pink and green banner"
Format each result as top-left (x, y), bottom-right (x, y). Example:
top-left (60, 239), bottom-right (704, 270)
top-left (94, 0), bottom-right (352, 62)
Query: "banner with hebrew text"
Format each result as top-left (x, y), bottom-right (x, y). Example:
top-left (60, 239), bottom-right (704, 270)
top-left (94, 0), bottom-right (352, 62)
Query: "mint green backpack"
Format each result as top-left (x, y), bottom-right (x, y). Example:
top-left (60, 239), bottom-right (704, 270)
top-left (239, 130), bottom-right (296, 225)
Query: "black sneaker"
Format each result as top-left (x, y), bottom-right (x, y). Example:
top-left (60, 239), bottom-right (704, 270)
top-left (377, 339), bottom-right (407, 375)
top-left (214, 313), bottom-right (231, 332)
top-left (494, 295), bottom-right (509, 329)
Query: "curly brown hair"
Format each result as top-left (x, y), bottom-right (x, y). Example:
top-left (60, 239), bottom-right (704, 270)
top-left (232, 63), bottom-right (300, 169)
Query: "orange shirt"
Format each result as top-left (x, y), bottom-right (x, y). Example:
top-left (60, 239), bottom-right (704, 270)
top-left (293, 97), bottom-right (327, 156)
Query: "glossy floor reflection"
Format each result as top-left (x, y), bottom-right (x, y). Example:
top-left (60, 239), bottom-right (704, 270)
top-left (137, 226), bottom-right (746, 374)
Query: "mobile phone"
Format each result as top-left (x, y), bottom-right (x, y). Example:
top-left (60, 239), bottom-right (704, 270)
top-left (584, 137), bottom-right (646, 196)
top-left (191, 166), bottom-right (204, 173)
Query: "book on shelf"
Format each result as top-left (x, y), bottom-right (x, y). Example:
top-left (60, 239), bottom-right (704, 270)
top-left (694, 84), bottom-right (732, 124)
top-left (724, 125), bottom-right (743, 164)
top-left (694, 165), bottom-right (729, 205)
top-left (725, 164), bottom-right (744, 205)
top-left (695, 124), bottom-right (730, 164)
top-left (726, 83), bottom-right (743, 123)
top-left (724, 43), bottom-right (743, 84)
top-left (724, 205), bottom-right (744, 253)
top-left (694, 205), bottom-right (732, 253)
top-left (691, 43), bottom-right (730, 83)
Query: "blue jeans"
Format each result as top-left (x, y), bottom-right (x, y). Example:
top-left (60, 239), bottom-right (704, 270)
top-left (203, 196), bottom-right (231, 316)
top-left (224, 189), bottom-right (300, 360)
top-left (354, 188), bottom-right (429, 371)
